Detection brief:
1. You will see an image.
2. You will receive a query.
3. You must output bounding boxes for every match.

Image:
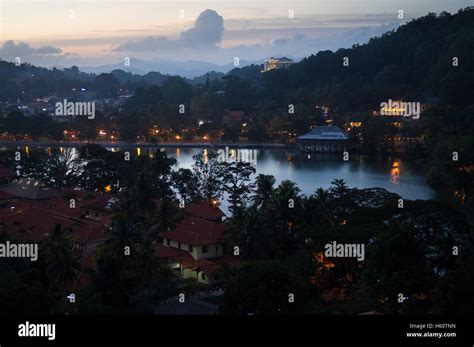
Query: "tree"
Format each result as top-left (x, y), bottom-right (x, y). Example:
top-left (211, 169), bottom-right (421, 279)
top-left (222, 260), bottom-right (310, 314)
top-left (171, 168), bottom-right (201, 204)
top-left (40, 223), bottom-right (80, 293)
top-left (4, 110), bottom-right (27, 139)
top-left (361, 226), bottom-right (434, 314)
top-left (44, 147), bottom-right (81, 188)
top-left (95, 73), bottom-right (120, 96)
top-left (94, 199), bottom-right (177, 312)
top-left (221, 161), bottom-right (255, 213)
top-left (192, 151), bottom-right (225, 202)
top-left (251, 174), bottom-right (275, 207)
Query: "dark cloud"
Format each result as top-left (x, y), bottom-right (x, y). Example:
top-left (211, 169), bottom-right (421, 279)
top-left (113, 9), bottom-right (224, 52)
top-left (0, 40), bottom-right (62, 60)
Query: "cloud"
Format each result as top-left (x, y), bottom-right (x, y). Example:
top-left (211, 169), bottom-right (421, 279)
top-left (0, 40), bottom-right (62, 60)
top-left (179, 9), bottom-right (224, 48)
top-left (0, 11), bottom-right (402, 73)
top-left (33, 45), bottom-right (63, 54)
top-left (113, 9), bottom-right (224, 52)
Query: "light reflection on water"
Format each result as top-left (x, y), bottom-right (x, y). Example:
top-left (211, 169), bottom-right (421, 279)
top-left (147, 147), bottom-right (436, 201)
top-left (7, 146), bottom-right (438, 201)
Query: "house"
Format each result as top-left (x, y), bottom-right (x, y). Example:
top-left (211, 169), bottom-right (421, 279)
top-left (157, 216), bottom-right (242, 285)
top-left (81, 195), bottom-right (118, 221)
top-left (0, 196), bottom-right (109, 251)
top-left (297, 126), bottom-right (349, 152)
top-left (0, 179), bottom-right (60, 200)
top-left (184, 202), bottom-right (225, 222)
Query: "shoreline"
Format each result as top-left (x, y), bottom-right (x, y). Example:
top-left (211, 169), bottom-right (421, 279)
top-left (0, 139), bottom-right (292, 150)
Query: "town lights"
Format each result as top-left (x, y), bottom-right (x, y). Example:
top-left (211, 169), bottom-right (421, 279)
top-left (175, 135), bottom-right (181, 140)
top-left (99, 130), bottom-right (106, 136)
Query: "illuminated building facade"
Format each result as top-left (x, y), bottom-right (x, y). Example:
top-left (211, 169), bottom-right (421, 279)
top-left (263, 57), bottom-right (294, 72)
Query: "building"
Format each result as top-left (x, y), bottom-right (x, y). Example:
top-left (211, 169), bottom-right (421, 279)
top-left (81, 195), bottom-right (119, 221)
top-left (263, 57), bottom-right (294, 72)
top-left (184, 201), bottom-right (225, 222)
top-left (157, 215), bottom-right (242, 285)
top-left (297, 126), bottom-right (349, 152)
top-left (0, 179), bottom-right (60, 200)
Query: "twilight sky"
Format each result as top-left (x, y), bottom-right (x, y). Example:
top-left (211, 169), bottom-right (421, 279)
top-left (0, 0), bottom-right (471, 69)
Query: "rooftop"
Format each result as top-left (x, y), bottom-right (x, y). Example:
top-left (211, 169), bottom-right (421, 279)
top-left (0, 179), bottom-right (60, 200)
top-left (159, 217), bottom-right (226, 246)
top-left (297, 126), bottom-right (349, 141)
top-left (185, 202), bottom-right (225, 221)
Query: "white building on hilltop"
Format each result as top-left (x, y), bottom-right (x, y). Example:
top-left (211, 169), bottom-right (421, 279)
top-left (263, 57), bottom-right (294, 72)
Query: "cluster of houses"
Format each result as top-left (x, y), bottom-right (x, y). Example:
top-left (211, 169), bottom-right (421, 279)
top-left (0, 165), bottom-right (241, 292)
top-left (0, 91), bottom-right (128, 121)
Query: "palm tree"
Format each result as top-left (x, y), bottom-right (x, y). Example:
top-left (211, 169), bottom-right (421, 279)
top-left (41, 223), bottom-right (80, 293)
top-left (101, 202), bottom-right (145, 262)
top-left (252, 174), bottom-right (276, 207)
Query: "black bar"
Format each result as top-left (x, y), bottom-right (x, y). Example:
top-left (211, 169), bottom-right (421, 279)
top-left (0, 315), bottom-right (472, 346)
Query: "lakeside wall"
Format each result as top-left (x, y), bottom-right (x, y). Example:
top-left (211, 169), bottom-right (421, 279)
top-left (0, 140), bottom-right (291, 150)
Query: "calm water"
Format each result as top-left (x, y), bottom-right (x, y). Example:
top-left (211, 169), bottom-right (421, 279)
top-left (3, 145), bottom-right (438, 201)
top-left (163, 147), bottom-right (437, 201)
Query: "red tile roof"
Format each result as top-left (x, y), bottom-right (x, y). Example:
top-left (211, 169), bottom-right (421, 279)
top-left (154, 243), bottom-right (185, 258)
top-left (159, 217), bottom-right (225, 246)
top-left (80, 194), bottom-right (118, 213)
top-left (0, 179), bottom-right (60, 200)
top-left (0, 198), bottom-right (109, 244)
top-left (185, 202), bottom-right (225, 220)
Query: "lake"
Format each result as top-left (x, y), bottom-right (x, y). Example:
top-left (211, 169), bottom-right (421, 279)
top-left (162, 147), bottom-right (438, 201)
top-left (2, 145), bottom-right (439, 201)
